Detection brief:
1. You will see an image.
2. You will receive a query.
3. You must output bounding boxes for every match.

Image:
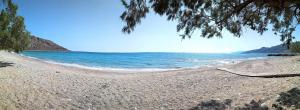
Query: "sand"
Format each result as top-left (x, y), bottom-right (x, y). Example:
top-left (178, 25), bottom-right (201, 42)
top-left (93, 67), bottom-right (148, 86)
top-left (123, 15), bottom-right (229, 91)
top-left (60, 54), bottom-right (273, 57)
top-left (0, 51), bottom-right (299, 109)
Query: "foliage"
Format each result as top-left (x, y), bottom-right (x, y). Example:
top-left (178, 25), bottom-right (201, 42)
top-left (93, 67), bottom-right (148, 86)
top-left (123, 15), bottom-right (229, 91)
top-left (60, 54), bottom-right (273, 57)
top-left (290, 41), bottom-right (300, 53)
top-left (120, 0), bottom-right (300, 47)
top-left (0, 0), bottom-right (30, 53)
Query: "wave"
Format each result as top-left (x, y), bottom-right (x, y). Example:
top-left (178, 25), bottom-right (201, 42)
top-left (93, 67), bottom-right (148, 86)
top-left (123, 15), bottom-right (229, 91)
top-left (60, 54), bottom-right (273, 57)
top-left (21, 54), bottom-right (177, 72)
top-left (45, 61), bottom-right (177, 72)
top-left (20, 52), bottom-right (269, 72)
top-left (183, 56), bottom-right (268, 68)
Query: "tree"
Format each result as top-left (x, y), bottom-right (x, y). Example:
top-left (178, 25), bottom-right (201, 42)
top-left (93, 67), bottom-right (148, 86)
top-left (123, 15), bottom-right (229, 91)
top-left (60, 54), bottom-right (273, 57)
top-left (0, 0), bottom-right (30, 53)
top-left (120, 0), bottom-right (300, 47)
top-left (10, 16), bottom-right (30, 53)
top-left (290, 41), bottom-right (300, 53)
top-left (0, 10), bottom-right (11, 50)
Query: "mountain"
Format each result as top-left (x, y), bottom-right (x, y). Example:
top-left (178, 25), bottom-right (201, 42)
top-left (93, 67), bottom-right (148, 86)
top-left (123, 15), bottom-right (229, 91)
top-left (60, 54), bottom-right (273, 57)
top-left (243, 44), bottom-right (290, 53)
top-left (26, 36), bottom-right (69, 51)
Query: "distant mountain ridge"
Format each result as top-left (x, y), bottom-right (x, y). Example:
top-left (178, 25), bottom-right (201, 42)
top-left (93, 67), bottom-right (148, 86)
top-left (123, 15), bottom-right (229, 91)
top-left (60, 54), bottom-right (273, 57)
top-left (26, 36), bottom-right (69, 51)
top-left (243, 44), bottom-right (290, 53)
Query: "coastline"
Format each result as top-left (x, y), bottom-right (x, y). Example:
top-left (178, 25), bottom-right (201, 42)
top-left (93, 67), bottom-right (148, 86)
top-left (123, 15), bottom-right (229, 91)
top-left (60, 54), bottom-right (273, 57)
top-left (20, 51), bottom-right (269, 73)
top-left (23, 55), bottom-right (179, 72)
top-left (0, 51), bottom-right (299, 109)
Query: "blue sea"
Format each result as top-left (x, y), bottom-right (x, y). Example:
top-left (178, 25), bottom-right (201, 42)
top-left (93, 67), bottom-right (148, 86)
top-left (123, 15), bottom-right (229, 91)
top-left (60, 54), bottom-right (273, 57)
top-left (22, 51), bottom-right (268, 71)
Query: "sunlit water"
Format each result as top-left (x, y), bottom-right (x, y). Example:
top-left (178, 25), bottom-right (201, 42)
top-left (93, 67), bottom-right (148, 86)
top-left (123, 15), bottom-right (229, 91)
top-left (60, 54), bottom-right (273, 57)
top-left (22, 51), bottom-right (268, 71)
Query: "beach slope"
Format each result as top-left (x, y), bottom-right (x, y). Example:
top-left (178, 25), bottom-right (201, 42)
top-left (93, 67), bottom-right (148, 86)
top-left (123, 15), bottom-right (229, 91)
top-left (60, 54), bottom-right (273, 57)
top-left (0, 51), bottom-right (299, 109)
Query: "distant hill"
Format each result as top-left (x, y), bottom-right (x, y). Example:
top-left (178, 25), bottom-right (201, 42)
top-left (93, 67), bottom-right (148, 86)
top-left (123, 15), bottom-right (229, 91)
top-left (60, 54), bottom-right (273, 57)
top-left (243, 44), bottom-right (290, 53)
top-left (26, 36), bottom-right (69, 51)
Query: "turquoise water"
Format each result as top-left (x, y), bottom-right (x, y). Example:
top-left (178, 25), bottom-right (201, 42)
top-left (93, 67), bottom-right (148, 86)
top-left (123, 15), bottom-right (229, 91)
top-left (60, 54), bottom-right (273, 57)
top-left (22, 51), bottom-right (268, 70)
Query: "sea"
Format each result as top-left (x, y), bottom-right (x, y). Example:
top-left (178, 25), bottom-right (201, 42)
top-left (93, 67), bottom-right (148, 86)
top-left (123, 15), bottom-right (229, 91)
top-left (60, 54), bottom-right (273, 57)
top-left (21, 51), bottom-right (268, 71)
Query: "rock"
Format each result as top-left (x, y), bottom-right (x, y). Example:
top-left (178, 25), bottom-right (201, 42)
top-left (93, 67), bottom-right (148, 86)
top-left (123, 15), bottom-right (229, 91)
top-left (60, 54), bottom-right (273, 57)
top-left (26, 36), bottom-right (69, 51)
top-left (267, 53), bottom-right (297, 56)
top-left (243, 44), bottom-right (289, 53)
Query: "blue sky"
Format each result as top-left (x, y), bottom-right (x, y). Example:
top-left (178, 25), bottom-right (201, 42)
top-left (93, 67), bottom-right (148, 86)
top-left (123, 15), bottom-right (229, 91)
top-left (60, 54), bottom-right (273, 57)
top-left (13, 0), bottom-right (299, 53)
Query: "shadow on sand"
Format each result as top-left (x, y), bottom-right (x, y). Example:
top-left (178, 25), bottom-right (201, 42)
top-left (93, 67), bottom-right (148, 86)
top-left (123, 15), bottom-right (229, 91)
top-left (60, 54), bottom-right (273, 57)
top-left (189, 88), bottom-right (300, 110)
top-left (0, 61), bottom-right (13, 68)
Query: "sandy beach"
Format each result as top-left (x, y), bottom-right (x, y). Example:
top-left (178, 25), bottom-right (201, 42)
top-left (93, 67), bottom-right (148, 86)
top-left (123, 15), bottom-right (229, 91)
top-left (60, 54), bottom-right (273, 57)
top-left (0, 51), bottom-right (299, 109)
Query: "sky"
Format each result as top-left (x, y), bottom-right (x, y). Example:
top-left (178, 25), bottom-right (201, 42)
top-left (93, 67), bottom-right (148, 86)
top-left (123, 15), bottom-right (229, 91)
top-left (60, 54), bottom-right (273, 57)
top-left (12, 0), bottom-right (300, 53)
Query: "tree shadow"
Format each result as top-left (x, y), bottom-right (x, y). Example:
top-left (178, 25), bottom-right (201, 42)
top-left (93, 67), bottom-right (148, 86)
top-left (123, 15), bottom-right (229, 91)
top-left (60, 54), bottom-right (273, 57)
top-left (272, 88), bottom-right (300, 110)
top-left (189, 88), bottom-right (300, 110)
top-left (235, 100), bottom-right (268, 110)
top-left (0, 61), bottom-right (14, 68)
top-left (189, 99), bottom-right (232, 110)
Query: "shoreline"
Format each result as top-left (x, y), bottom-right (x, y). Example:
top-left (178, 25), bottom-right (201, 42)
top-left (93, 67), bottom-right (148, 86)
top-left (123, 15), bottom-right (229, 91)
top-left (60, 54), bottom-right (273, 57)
top-left (20, 52), bottom-right (270, 73)
top-left (20, 53), bottom-right (179, 73)
top-left (0, 51), bottom-right (299, 109)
